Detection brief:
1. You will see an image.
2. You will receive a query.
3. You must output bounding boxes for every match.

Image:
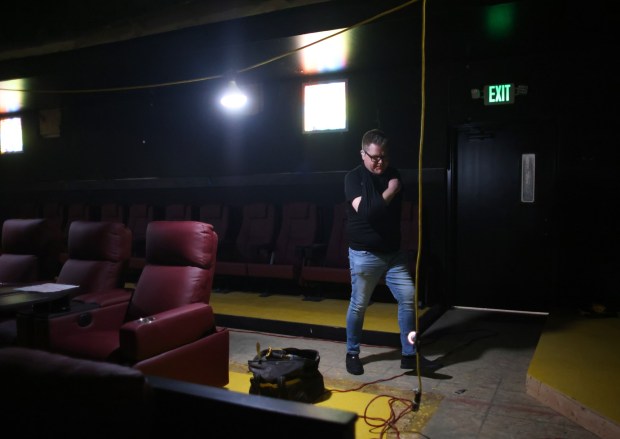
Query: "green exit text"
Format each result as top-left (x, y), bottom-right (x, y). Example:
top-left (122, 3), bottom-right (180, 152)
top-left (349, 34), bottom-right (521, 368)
top-left (484, 83), bottom-right (515, 105)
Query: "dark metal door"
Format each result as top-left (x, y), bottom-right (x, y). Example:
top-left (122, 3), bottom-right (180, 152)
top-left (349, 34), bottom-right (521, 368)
top-left (451, 120), bottom-right (556, 312)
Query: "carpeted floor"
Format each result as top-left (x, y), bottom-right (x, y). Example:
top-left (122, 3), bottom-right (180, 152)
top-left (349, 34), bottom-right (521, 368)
top-left (225, 362), bottom-right (443, 439)
top-left (214, 291), bottom-right (620, 438)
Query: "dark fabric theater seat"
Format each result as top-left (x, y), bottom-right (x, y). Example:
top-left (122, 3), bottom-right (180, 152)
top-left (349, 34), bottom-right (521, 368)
top-left (246, 201), bottom-right (319, 281)
top-left (215, 202), bottom-right (278, 278)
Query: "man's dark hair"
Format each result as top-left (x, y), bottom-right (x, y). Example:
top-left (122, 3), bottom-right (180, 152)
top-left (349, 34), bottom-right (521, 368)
top-left (361, 129), bottom-right (388, 151)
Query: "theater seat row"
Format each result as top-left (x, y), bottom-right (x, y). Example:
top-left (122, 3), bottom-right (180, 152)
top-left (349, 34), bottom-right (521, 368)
top-left (4, 199), bottom-right (422, 299)
top-left (212, 200), bottom-right (421, 299)
top-left (0, 219), bottom-right (229, 387)
top-left (216, 202), bottom-right (319, 284)
top-left (2, 201), bottom-right (228, 269)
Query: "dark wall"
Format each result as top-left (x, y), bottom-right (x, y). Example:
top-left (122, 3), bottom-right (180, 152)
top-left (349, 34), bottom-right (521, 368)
top-left (1, 0), bottom-right (617, 308)
top-left (3, 72), bottom-right (421, 182)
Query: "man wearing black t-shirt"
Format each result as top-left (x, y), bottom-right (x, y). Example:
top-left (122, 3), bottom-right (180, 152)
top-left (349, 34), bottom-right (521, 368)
top-left (343, 129), bottom-right (440, 375)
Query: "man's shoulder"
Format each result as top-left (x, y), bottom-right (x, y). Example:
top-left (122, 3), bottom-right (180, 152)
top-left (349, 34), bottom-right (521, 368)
top-left (346, 164), bottom-right (363, 174)
top-left (345, 165), bottom-right (363, 179)
top-left (386, 166), bottom-right (401, 177)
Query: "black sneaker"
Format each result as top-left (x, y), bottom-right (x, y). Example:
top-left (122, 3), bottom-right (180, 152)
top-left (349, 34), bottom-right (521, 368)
top-left (346, 353), bottom-right (364, 375)
top-left (401, 354), bottom-right (443, 372)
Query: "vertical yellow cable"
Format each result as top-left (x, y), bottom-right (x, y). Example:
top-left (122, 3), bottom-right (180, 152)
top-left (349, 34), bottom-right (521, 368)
top-left (414, 0), bottom-right (426, 400)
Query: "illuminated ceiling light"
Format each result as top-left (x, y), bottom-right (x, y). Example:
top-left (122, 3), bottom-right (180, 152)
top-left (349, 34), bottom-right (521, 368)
top-left (220, 80), bottom-right (248, 109)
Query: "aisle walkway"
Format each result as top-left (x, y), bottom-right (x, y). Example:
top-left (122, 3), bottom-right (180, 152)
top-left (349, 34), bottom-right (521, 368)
top-left (214, 293), bottom-right (609, 438)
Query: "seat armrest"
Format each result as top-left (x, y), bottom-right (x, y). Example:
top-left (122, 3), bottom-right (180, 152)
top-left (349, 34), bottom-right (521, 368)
top-left (24, 299), bottom-right (130, 350)
top-left (72, 288), bottom-right (133, 307)
top-left (119, 303), bottom-right (215, 362)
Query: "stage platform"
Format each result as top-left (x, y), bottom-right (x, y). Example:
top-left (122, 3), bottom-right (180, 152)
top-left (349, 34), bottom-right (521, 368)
top-left (526, 308), bottom-right (620, 439)
top-left (211, 290), bottom-right (445, 347)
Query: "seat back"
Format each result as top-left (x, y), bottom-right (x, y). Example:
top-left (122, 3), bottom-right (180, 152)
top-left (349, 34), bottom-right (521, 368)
top-left (63, 203), bottom-right (91, 236)
top-left (13, 203), bottom-right (39, 219)
top-left (56, 221), bottom-right (132, 295)
top-left (199, 203), bottom-right (233, 259)
top-left (164, 204), bottom-right (193, 221)
top-left (400, 200), bottom-right (418, 267)
top-left (41, 202), bottom-right (65, 233)
top-left (198, 204), bottom-right (230, 241)
top-left (0, 347), bottom-right (150, 436)
top-left (272, 202), bottom-right (318, 265)
top-left (126, 221), bottom-right (218, 320)
top-left (127, 204), bottom-right (154, 256)
top-left (0, 218), bottom-right (62, 282)
top-left (234, 203), bottom-right (277, 263)
top-left (324, 202), bottom-right (349, 269)
top-left (100, 203), bottom-right (125, 223)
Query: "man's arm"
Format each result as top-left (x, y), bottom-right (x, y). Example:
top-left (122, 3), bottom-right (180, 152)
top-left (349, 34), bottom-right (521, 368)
top-left (351, 177), bottom-right (399, 212)
top-left (382, 178), bottom-right (401, 205)
top-left (345, 169), bottom-right (364, 212)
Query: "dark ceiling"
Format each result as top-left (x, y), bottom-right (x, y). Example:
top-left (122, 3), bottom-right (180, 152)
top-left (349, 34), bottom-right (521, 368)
top-left (0, 0), bottom-right (424, 111)
top-left (2, 0), bottom-right (615, 64)
top-left (0, 0), bottom-right (615, 113)
top-left (0, 0), bottom-right (337, 62)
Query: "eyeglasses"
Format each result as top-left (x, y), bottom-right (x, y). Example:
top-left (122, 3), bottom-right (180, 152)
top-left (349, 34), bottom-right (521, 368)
top-left (363, 150), bottom-right (389, 164)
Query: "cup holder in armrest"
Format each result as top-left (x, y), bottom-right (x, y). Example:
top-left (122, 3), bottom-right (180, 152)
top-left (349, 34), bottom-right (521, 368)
top-left (77, 312), bottom-right (93, 327)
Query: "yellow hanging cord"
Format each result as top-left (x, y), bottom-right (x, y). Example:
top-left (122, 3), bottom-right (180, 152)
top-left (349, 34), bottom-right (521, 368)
top-left (413, 0), bottom-right (427, 403)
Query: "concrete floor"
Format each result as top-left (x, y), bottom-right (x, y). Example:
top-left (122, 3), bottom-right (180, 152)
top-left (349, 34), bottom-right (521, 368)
top-left (227, 307), bottom-right (600, 438)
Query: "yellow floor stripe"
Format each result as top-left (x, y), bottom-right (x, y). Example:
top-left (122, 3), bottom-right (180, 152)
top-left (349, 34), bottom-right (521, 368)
top-left (225, 370), bottom-right (436, 439)
top-left (211, 291), bottom-right (406, 333)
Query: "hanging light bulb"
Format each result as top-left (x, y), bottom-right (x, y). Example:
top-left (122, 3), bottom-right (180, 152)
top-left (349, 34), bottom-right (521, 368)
top-left (220, 80), bottom-right (248, 109)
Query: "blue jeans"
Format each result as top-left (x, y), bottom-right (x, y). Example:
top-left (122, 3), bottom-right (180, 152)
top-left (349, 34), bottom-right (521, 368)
top-left (346, 248), bottom-right (416, 356)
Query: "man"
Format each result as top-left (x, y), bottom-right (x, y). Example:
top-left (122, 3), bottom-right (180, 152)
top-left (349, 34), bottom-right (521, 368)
top-left (344, 128), bottom-right (440, 375)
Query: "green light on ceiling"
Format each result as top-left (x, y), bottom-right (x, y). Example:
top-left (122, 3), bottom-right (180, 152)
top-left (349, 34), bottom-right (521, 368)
top-left (485, 2), bottom-right (517, 39)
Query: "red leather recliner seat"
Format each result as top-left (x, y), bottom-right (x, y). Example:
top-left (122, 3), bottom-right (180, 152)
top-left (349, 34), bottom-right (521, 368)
top-left (0, 218), bottom-right (63, 346)
top-left (0, 218), bottom-right (62, 283)
top-left (42, 220), bottom-right (229, 387)
top-left (14, 220), bottom-right (133, 347)
top-left (56, 220), bottom-right (132, 299)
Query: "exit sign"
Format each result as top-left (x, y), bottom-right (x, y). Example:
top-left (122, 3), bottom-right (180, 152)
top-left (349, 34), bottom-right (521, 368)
top-left (484, 83), bottom-right (515, 105)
